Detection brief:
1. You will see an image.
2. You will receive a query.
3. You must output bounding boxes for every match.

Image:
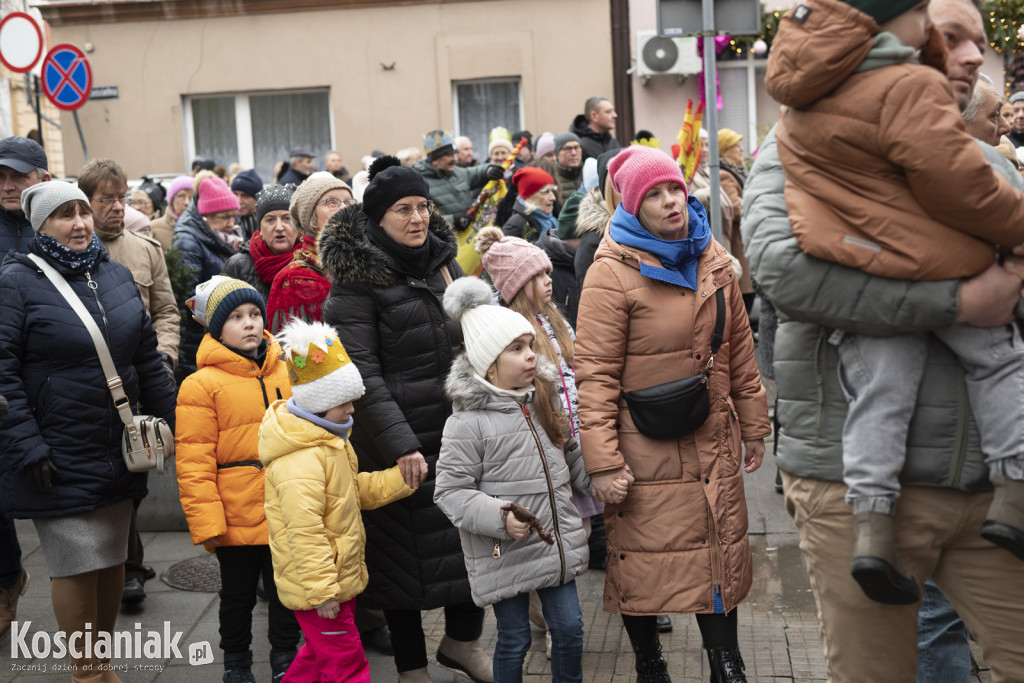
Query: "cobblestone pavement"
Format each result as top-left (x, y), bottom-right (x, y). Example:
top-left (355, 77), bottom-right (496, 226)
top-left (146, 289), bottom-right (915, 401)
top-left (0, 410), bottom-right (993, 681)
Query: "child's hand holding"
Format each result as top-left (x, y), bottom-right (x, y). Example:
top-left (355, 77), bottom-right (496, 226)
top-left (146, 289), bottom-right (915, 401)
top-left (505, 508), bottom-right (531, 540)
top-left (317, 599), bottom-right (340, 620)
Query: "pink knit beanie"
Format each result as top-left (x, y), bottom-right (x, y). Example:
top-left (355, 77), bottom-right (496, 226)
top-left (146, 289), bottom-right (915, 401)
top-left (607, 146), bottom-right (687, 216)
top-left (167, 176), bottom-right (194, 204)
top-left (196, 176), bottom-right (239, 215)
top-left (474, 227), bottom-right (552, 304)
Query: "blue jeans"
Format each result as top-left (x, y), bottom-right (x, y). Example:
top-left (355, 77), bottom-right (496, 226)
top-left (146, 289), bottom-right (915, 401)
top-left (0, 515), bottom-right (22, 587)
top-left (491, 581), bottom-right (583, 683)
top-left (917, 581), bottom-right (971, 683)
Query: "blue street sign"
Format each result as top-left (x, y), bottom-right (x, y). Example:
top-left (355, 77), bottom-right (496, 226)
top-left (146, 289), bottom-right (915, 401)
top-left (41, 43), bottom-right (92, 111)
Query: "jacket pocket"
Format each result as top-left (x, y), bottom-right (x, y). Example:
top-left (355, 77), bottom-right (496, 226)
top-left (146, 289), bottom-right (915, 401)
top-left (218, 466), bottom-right (267, 529)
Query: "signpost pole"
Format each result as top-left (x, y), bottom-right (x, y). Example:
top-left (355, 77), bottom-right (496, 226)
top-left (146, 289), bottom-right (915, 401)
top-left (33, 75), bottom-right (43, 151)
top-left (73, 110), bottom-right (88, 162)
top-left (701, 0), bottom-right (723, 244)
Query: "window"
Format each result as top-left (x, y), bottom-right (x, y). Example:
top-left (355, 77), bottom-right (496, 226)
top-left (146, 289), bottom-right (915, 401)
top-left (185, 90), bottom-right (333, 183)
top-left (717, 58), bottom-right (766, 156)
top-left (453, 79), bottom-right (522, 164)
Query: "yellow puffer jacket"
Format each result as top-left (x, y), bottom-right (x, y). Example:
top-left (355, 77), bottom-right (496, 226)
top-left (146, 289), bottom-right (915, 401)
top-left (259, 400), bottom-right (413, 611)
top-left (176, 331), bottom-right (290, 548)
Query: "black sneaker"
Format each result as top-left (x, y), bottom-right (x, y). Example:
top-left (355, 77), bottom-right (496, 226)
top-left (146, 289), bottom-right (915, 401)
top-left (360, 625), bottom-right (395, 656)
top-left (121, 578), bottom-right (146, 605)
top-left (774, 468), bottom-right (784, 494)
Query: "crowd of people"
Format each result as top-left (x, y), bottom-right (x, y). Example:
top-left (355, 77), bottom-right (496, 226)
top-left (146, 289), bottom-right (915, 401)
top-left (2, 0), bottom-right (1024, 679)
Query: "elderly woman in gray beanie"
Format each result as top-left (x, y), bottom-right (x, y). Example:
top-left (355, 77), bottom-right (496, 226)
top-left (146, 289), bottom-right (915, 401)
top-left (221, 184), bottom-right (300, 301)
top-left (260, 173), bottom-right (355, 333)
top-left (0, 181), bottom-right (176, 682)
top-left (318, 156), bottom-right (494, 683)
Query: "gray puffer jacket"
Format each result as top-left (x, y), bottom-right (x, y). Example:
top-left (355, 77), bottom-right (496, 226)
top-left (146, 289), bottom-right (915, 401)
top-left (742, 126), bottom-right (1023, 490)
top-left (435, 354), bottom-right (591, 607)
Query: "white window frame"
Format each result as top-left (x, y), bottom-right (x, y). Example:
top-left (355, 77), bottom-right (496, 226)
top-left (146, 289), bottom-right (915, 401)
top-left (717, 55), bottom-right (764, 156)
top-left (182, 88), bottom-right (335, 170)
top-left (451, 77), bottom-right (525, 140)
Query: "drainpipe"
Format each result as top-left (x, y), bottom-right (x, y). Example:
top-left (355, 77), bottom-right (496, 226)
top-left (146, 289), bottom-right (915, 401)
top-left (610, 0), bottom-right (635, 145)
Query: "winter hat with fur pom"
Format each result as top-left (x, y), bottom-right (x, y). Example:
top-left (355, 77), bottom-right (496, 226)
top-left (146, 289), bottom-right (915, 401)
top-left (475, 227), bottom-right (551, 304)
top-left (276, 319), bottom-right (365, 414)
top-left (361, 155), bottom-right (430, 224)
top-left (443, 276), bottom-right (535, 379)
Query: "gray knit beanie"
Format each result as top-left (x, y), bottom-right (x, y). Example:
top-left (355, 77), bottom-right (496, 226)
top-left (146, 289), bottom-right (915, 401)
top-left (255, 184), bottom-right (295, 227)
top-left (553, 132), bottom-right (582, 157)
top-left (289, 171), bottom-right (351, 234)
top-left (21, 181), bottom-right (89, 232)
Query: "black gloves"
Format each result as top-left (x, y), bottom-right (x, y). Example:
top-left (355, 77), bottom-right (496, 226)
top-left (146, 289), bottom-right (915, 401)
top-left (161, 354), bottom-right (176, 384)
top-left (485, 164), bottom-right (505, 181)
top-left (452, 212), bottom-right (472, 231)
top-left (27, 457), bottom-right (57, 492)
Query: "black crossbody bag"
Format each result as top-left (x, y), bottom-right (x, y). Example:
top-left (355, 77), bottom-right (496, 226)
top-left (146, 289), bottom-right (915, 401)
top-left (622, 288), bottom-right (726, 440)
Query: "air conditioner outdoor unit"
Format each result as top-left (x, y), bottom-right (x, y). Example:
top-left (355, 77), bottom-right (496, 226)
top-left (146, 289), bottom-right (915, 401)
top-left (634, 30), bottom-right (701, 81)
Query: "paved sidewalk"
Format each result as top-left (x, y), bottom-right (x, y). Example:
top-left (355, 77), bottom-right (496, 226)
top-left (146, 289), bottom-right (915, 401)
top-left (0, 433), bottom-right (993, 682)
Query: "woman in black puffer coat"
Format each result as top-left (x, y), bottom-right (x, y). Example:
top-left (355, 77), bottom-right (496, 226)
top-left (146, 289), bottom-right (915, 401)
top-left (319, 156), bottom-right (493, 683)
top-left (0, 182), bottom-right (176, 680)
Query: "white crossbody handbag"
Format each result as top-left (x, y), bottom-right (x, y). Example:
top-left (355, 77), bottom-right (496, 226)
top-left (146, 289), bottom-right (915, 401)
top-left (29, 254), bottom-right (172, 473)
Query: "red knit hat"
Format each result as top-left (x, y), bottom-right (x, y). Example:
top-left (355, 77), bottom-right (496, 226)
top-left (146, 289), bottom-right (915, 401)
top-left (607, 146), bottom-right (687, 215)
top-left (511, 167), bottom-right (555, 201)
top-left (197, 176), bottom-right (240, 215)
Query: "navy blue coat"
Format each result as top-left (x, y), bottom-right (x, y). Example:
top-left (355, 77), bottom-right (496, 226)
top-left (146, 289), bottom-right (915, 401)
top-left (0, 206), bottom-right (34, 257)
top-left (172, 201), bottom-right (236, 377)
top-left (0, 244), bottom-right (177, 519)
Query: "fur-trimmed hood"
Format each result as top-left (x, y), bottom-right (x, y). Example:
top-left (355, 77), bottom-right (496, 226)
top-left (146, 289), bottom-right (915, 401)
top-left (445, 352), bottom-right (558, 412)
top-left (575, 188), bottom-right (610, 237)
top-left (317, 204), bottom-right (458, 288)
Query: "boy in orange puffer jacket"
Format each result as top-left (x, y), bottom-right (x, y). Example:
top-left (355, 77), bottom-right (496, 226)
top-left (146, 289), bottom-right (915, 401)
top-left (176, 276), bottom-right (300, 683)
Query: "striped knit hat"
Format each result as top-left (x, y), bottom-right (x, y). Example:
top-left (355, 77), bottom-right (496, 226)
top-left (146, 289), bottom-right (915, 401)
top-left (186, 276), bottom-right (267, 340)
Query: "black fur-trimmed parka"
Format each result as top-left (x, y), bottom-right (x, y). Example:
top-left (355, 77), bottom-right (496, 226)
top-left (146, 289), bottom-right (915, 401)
top-left (318, 204), bottom-right (470, 611)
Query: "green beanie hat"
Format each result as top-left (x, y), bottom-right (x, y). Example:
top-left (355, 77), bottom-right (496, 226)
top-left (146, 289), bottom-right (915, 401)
top-left (557, 191), bottom-right (585, 240)
top-left (841, 0), bottom-right (921, 26)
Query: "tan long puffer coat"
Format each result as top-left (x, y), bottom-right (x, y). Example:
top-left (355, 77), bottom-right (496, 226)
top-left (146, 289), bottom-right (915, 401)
top-left (575, 231), bottom-right (770, 616)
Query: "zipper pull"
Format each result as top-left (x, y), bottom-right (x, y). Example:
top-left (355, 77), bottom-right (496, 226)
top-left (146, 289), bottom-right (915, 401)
top-left (521, 405), bottom-right (531, 419)
top-left (85, 271), bottom-right (98, 290)
top-left (492, 540), bottom-right (501, 559)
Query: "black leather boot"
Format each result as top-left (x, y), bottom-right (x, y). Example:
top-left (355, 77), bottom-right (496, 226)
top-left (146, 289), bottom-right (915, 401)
top-left (631, 639), bottom-right (672, 683)
top-left (706, 646), bottom-right (747, 683)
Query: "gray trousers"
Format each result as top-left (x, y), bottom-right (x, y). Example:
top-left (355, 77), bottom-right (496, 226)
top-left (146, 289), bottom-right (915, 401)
top-left (832, 324), bottom-right (1024, 514)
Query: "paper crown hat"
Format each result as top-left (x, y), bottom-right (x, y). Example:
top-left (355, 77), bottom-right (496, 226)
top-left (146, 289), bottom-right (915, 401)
top-left (424, 129), bottom-right (454, 154)
top-left (275, 320), bottom-right (365, 413)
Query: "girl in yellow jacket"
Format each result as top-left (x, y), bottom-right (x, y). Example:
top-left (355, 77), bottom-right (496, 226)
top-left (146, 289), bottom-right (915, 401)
top-left (175, 276), bottom-right (300, 683)
top-left (259, 320), bottom-right (413, 683)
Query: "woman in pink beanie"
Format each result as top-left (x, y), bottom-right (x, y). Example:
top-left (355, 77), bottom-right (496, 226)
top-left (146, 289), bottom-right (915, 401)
top-left (172, 172), bottom-right (243, 377)
top-left (574, 145), bottom-right (770, 682)
top-left (150, 174), bottom-right (195, 250)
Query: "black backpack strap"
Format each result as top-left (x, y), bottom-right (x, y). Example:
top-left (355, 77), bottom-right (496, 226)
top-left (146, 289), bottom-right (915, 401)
top-left (710, 287), bottom-right (726, 354)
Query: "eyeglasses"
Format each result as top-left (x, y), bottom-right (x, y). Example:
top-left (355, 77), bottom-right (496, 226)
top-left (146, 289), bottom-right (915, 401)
top-left (387, 201), bottom-right (434, 220)
top-left (319, 196), bottom-right (356, 210)
top-left (94, 194), bottom-right (129, 206)
top-left (560, 145), bottom-right (582, 154)
top-left (128, 199), bottom-right (152, 209)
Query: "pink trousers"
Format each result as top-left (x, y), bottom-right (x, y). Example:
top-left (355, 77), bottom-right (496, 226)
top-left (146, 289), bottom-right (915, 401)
top-left (282, 598), bottom-right (369, 683)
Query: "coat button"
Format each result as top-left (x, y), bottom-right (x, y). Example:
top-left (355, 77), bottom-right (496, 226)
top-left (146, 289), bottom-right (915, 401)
top-left (701, 539), bottom-right (706, 544)
top-left (617, 511), bottom-right (624, 517)
top-left (621, 597), bottom-right (627, 603)
top-left (619, 554), bottom-right (626, 560)
top-left (704, 478), bottom-right (710, 484)
top-left (440, 323), bottom-right (446, 329)
top-left (701, 291), bottom-right (707, 297)
top-left (696, 353), bottom-right (701, 360)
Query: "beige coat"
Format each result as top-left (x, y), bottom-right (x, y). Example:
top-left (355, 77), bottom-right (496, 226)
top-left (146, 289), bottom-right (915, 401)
top-left (766, 0), bottom-right (1024, 280)
top-left (575, 230), bottom-right (770, 616)
top-left (150, 206), bottom-right (178, 251)
top-left (97, 228), bottom-right (180, 362)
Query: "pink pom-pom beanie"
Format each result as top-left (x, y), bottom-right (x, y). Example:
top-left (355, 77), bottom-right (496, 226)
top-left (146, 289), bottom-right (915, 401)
top-left (196, 176), bottom-right (240, 215)
top-left (475, 227), bottom-right (552, 304)
top-left (607, 145), bottom-right (688, 216)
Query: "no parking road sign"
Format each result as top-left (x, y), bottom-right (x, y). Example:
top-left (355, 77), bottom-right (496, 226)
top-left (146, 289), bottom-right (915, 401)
top-left (41, 43), bottom-right (92, 111)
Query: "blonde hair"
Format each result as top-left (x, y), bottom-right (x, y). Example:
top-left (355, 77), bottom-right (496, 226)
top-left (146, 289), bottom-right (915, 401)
top-left (507, 280), bottom-right (574, 368)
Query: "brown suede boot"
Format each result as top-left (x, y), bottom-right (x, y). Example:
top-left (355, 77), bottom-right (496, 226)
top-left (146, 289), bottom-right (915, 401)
top-left (850, 510), bottom-right (920, 605)
top-left (436, 635), bottom-right (494, 683)
top-left (0, 569), bottom-right (29, 643)
top-left (397, 668), bottom-right (434, 683)
top-left (982, 477), bottom-right (1024, 560)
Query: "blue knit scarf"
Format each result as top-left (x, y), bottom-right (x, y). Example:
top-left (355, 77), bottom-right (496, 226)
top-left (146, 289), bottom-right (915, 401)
top-left (286, 397), bottom-right (353, 440)
top-left (607, 197), bottom-right (711, 290)
top-left (32, 233), bottom-right (105, 273)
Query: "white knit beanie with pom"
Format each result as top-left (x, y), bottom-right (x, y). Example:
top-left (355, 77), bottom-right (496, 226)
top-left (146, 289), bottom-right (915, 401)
top-left (443, 277), bottom-right (535, 378)
top-left (275, 320), bottom-right (365, 414)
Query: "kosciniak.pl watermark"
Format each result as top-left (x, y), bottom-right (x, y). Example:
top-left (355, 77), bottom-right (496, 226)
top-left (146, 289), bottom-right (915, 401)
top-left (9, 621), bottom-right (214, 666)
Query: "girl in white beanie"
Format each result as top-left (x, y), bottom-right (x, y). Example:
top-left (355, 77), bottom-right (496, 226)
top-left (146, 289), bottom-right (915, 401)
top-left (433, 276), bottom-right (629, 682)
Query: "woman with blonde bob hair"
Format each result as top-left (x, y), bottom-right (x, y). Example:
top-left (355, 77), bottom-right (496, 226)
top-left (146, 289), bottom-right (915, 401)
top-left (575, 146), bottom-right (770, 682)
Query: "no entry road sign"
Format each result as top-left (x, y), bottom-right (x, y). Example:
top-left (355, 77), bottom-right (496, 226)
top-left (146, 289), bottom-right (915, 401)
top-left (41, 43), bottom-right (92, 111)
top-left (0, 12), bottom-right (44, 73)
